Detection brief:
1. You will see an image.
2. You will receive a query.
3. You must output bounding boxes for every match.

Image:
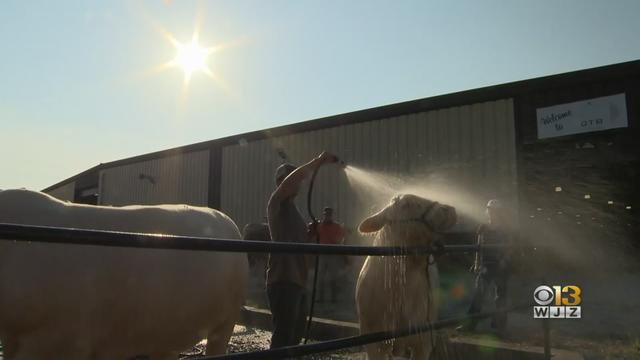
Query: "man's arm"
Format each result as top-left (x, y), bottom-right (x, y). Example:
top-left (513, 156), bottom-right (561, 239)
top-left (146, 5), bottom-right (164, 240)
top-left (270, 152), bottom-right (338, 204)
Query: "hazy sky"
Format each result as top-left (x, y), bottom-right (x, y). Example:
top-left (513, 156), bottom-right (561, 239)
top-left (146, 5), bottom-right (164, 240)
top-left (2, 0), bottom-right (640, 190)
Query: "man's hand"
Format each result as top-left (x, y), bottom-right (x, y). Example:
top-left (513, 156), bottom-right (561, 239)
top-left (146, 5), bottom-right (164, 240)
top-left (316, 151), bottom-right (339, 165)
top-left (307, 221), bottom-right (319, 242)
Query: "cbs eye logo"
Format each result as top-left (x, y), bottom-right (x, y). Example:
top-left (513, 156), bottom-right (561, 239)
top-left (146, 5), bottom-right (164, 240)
top-left (533, 285), bottom-right (581, 319)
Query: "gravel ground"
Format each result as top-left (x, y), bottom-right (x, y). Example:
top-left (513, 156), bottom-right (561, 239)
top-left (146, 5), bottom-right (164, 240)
top-left (0, 327), bottom-right (361, 360)
top-left (179, 325), bottom-right (364, 359)
top-left (227, 325), bottom-right (273, 353)
top-left (177, 325), bottom-right (273, 358)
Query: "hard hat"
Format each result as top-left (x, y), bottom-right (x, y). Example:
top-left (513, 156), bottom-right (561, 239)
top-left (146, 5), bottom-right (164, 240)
top-left (486, 199), bottom-right (503, 209)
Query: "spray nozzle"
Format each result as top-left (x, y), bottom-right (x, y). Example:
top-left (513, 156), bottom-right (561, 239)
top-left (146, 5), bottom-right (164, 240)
top-left (320, 152), bottom-right (346, 168)
top-left (331, 156), bottom-right (347, 169)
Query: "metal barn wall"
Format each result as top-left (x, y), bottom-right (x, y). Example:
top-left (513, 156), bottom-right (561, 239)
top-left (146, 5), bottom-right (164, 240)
top-left (221, 99), bottom-right (517, 236)
top-left (99, 150), bottom-right (210, 206)
top-left (45, 181), bottom-right (75, 201)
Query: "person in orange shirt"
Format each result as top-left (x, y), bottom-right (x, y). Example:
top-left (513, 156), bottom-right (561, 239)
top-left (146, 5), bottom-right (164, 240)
top-left (316, 207), bottom-right (346, 302)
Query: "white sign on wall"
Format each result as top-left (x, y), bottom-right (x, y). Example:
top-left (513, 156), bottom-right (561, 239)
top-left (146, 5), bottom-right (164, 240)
top-left (536, 93), bottom-right (628, 139)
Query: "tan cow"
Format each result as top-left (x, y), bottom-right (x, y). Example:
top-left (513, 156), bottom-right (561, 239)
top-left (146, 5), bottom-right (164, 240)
top-left (355, 194), bottom-right (456, 360)
top-left (0, 189), bottom-right (248, 360)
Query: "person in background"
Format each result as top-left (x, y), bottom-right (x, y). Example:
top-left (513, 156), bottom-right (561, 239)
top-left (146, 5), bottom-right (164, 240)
top-left (316, 207), bottom-right (346, 303)
top-left (266, 152), bottom-right (340, 348)
top-left (243, 218), bottom-right (271, 308)
top-left (243, 218), bottom-right (270, 266)
top-left (457, 199), bottom-right (515, 337)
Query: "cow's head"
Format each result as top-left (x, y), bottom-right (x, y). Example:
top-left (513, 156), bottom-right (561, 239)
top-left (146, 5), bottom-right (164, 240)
top-left (359, 194), bottom-right (456, 245)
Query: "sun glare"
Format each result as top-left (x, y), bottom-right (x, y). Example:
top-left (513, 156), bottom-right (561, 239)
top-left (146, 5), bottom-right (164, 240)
top-left (165, 31), bottom-right (215, 85)
top-left (150, 21), bottom-right (237, 95)
top-left (175, 41), bottom-right (208, 73)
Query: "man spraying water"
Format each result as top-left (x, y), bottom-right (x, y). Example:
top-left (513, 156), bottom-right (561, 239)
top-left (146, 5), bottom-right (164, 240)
top-left (266, 151), bottom-right (341, 348)
top-left (457, 199), bottom-right (515, 337)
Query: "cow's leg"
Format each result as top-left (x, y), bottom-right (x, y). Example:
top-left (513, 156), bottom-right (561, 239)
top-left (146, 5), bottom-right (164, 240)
top-left (364, 342), bottom-right (392, 360)
top-left (409, 333), bottom-right (435, 360)
top-left (1, 336), bottom-right (19, 360)
top-left (9, 327), bottom-right (91, 360)
top-left (11, 344), bottom-right (88, 360)
top-left (392, 337), bottom-right (410, 358)
top-left (360, 321), bottom-right (392, 360)
top-left (146, 352), bottom-right (176, 360)
top-left (205, 312), bottom-right (238, 355)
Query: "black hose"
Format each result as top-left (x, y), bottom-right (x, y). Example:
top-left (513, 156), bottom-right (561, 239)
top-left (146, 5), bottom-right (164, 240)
top-left (303, 166), bottom-right (321, 344)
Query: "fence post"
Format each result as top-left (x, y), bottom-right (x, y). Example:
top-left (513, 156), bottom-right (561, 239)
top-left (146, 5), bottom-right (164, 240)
top-left (542, 318), bottom-right (551, 360)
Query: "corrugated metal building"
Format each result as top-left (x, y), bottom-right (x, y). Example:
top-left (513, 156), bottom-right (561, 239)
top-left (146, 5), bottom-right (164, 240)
top-left (45, 181), bottom-right (75, 202)
top-left (99, 150), bottom-right (210, 207)
top-left (43, 60), bottom-right (640, 246)
top-left (220, 99), bottom-right (516, 230)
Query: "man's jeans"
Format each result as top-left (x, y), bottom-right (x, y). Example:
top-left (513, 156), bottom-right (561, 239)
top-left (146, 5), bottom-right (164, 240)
top-left (318, 257), bottom-right (343, 302)
top-left (467, 266), bottom-right (509, 332)
top-left (267, 282), bottom-right (309, 348)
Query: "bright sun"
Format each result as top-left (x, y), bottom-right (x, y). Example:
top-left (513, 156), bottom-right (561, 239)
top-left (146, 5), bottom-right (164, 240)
top-left (165, 31), bottom-right (215, 85)
top-left (175, 41), bottom-right (208, 73)
top-left (152, 22), bottom-right (235, 94)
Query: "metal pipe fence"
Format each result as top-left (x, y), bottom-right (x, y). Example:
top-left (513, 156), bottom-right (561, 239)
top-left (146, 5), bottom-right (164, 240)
top-left (0, 223), bottom-right (492, 256)
top-left (0, 222), bottom-right (550, 359)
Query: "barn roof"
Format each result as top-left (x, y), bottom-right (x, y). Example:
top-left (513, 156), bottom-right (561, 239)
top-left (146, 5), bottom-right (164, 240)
top-left (43, 59), bottom-right (640, 192)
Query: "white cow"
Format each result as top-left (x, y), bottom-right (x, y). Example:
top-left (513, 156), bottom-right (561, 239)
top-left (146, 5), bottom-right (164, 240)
top-left (355, 194), bottom-right (456, 360)
top-left (0, 189), bottom-right (248, 360)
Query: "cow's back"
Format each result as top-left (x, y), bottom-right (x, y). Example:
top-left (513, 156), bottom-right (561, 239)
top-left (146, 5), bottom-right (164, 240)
top-left (0, 189), bottom-right (248, 359)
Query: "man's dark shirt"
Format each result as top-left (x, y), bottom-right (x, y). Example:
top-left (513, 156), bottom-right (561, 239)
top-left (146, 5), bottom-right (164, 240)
top-left (266, 197), bottom-right (310, 288)
top-left (477, 224), bottom-right (511, 267)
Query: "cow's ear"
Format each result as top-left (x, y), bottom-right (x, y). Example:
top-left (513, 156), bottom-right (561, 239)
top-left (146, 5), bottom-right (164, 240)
top-left (359, 208), bottom-right (387, 233)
